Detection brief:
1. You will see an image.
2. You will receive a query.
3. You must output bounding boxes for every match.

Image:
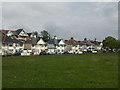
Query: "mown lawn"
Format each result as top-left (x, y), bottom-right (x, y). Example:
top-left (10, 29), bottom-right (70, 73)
top-left (2, 53), bottom-right (118, 88)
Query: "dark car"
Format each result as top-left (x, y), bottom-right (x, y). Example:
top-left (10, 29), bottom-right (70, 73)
top-left (117, 49), bottom-right (120, 52)
top-left (39, 51), bottom-right (48, 55)
top-left (87, 50), bottom-right (92, 53)
top-left (63, 51), bottom-right (70, 54)
top-left (13, 52), bottom-right (21, 56)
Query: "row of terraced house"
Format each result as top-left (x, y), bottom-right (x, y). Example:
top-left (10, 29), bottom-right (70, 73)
top-left (0, 29), bottom-right (103, 56)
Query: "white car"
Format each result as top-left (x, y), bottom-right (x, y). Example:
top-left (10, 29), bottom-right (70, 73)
top-left (78, 51), bottom-right (83, 54)
top-left (92, 50), bottom-right (97, 53)
top-left (68, 51), bottom-right (74, 54)
top-left (21, 50), bottom-right (31, 56)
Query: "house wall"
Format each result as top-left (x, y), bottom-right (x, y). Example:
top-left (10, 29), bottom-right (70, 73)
top-left (65, 45), bottom-right (72, 51)
top-left (57, 45), bottom-right (65, 54)
top-left (31, 44), bottom-right (47, 55)
top-left (72, 45), bottom-right (80, 52)
top-left (2, 43), bottom-right (21, 54)
top-left (24, 44), bottom-right (32, 50)
top-left (7, 31), bottom-right (13, 36)
top-left (48, 49), bottom-right (56, 54)
top-left (17, 36), bottom-right (29, 41)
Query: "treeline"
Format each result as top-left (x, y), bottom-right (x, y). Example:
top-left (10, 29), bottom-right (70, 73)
top-left (102, 36), bottom-right (120, 49)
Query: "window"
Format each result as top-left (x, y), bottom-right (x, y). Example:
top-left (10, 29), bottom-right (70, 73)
top-left (8, 49), bottom-right (13, 53)
top-left (9, 44), bottom-right (13, 47)
top-left (2, 43), bottom-right (5, 46)
top-left (16, 44), bottom-right (20, 47)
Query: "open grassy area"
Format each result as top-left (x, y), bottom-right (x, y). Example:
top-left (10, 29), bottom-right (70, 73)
top-left (2, 53), bottom-right (118, 88)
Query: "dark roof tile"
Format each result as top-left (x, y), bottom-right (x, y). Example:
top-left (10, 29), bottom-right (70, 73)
top-left (16, 29), bottom-right (23, 35)
top-left (47, 39), bottom-right (61, 44)
top-left (2, 36), bottom-right (21, 44)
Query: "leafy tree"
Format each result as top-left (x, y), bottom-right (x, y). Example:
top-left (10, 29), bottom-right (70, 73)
top-left (41, 30), bottom-right (51, 42)
top-left (102, 36), bottom-right (118, 49)
top-left (31, 31), bottom-right (39, 37)
top-left (115, 40), bottom-right (120, 49)
top-left (34, 31), bottom-right (38, 37)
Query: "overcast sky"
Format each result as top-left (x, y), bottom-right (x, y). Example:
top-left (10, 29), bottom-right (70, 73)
top-left (2, 2), bottom-right (118, 41)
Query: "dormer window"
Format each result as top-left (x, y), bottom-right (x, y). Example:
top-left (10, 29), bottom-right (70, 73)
top-left (19, 30), bottom-right (28, 36)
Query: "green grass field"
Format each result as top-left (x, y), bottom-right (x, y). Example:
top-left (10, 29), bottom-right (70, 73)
top-left (2, 53), bottom-right (118, 88)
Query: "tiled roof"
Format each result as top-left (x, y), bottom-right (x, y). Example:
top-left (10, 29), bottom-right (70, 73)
top-left (2, 36), bottom-right (21, 44)
top-left (65, 39), bottom-right (79, 45)
top-left (80, 40), bottom-right (101, 46)
top-left (25, 37), bottom-right (38, 44)
top-left (47, 39), bottom-right (61, 45)
top-left (16, 29), bottom-right (23, 35)
top-left (91, 41), bottom-right (100, 46)
top-left (80, 40), bottom-right (94, 46)
top-left (1, 30), bottom-right (8, 34)
top-left (0, 30), bottom-right (18, 36)
top-left (11, 31), bottom-right (18, 35)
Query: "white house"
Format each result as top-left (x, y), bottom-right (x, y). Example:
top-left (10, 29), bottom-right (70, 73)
top-left (15, 29), bottom-right (29, 41)
top-left (47, 36), bottom-right (66, 54)
top-left (30, 38), bottom-right (47, 55)
top-left (65, 37), bottom-right (80, 54)
top-left (2, 36), bottom-right (22, 55)
top-left (57, 39), bottom-right (65, 54)
top-left (79, 39), bottom-right (103, 52)
top-left (6, 30), bottom-right (14, 36)
top-left (30, 33), bottom-right (37, 38)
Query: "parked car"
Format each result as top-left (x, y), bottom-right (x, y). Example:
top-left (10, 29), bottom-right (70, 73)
top-left (3, 53), bottom-right (13, 57)
top-left (78, 51), bottom-right (83, 54)
top-left (117, 49), bottom-right (120, 52)
top-left (21, 50), bottom-right (31, 56)
top-left (87, 50), bottom-right (92, 53)
top-left (92, 50), bottom-right (97, 53)
top-left (63, 51), bottom-right (70, 54)
top-left (39, 51), bottom-right (49, 55)
top-left (47, 51), bottom-right (56, 55)
top-left (82, 49), bottom-right (88, 53)
top-left (13, 52), bottom-right (21, 56)
top-left (68, 51), bottom-right (74, 54)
